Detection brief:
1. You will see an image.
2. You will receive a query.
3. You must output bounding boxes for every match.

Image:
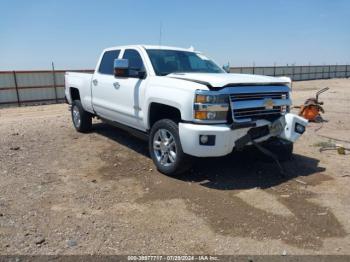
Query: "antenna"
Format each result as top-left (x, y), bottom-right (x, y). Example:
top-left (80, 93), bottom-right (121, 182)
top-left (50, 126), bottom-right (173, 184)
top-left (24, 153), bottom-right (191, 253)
top-left (159, 21), bottom-right (162, 47)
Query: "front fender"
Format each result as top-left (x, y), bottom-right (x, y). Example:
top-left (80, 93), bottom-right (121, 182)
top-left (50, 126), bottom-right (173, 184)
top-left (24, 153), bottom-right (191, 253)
top-left (143, 87), bottom-right (195, 129)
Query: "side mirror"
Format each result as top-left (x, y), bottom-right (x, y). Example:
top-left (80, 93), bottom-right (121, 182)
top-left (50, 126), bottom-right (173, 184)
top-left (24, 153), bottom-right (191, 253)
top-left (114, 59), bottom-right (129, 77)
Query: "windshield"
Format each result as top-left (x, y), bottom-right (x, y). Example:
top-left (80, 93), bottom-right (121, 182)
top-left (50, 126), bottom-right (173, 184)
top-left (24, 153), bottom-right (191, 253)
top-left (146, 49), bottom-right (224, 76)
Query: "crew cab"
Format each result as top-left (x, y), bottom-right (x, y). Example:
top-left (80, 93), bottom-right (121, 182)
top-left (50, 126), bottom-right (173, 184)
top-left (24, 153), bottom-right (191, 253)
top-left (65, 45), bottom-right (308, 175)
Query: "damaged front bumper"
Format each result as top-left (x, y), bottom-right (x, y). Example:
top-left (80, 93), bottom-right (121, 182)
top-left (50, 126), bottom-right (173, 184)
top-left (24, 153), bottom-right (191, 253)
top-left (278, 113), bottom-right (308, 142)
top-left (179, 113), bottom-right (308, 157)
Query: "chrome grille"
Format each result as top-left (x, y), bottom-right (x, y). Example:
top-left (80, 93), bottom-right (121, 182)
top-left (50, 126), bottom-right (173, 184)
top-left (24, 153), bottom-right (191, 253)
top-left (230, 92), bottom-right (288, 102)
top-left (230, 92), bottom-right (289, 121)
top-left (233, 106), bottom-right (282, 120)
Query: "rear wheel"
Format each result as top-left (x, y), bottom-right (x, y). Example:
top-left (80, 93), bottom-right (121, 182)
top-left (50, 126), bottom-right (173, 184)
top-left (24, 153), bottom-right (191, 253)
top-left (71, 100), bottom-right (92, 133)
top-left (149, 119), bottom-right (190, 176)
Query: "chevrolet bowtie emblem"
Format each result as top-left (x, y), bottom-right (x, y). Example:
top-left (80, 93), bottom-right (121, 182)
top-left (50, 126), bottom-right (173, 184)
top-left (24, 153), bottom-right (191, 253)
top-left (264, 98), bottom-right (275, 110)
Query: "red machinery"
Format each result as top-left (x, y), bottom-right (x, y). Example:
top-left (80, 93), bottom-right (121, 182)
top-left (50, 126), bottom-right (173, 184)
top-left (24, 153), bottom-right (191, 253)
top-left (298, 87), bottom-right (329, 122)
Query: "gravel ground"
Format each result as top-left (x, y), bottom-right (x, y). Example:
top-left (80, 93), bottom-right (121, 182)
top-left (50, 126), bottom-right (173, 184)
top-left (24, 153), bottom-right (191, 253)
top-left (0, 78), bottom-right (350, 255)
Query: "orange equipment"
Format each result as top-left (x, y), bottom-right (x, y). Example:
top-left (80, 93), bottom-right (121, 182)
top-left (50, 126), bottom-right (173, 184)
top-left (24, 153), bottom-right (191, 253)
top-left (298, 87), bottom-right (329, 122)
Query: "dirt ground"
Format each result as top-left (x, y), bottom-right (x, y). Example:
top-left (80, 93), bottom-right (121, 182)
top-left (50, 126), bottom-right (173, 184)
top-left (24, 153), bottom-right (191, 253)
top-left (0, 78), bottom-right (350, 255)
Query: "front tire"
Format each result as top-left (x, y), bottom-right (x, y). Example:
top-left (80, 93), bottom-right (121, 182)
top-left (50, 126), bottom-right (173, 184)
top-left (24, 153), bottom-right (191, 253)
top-left (149, 119), bottom-right (190, 176)
top-left (71, 100), bottom-right (92, 133)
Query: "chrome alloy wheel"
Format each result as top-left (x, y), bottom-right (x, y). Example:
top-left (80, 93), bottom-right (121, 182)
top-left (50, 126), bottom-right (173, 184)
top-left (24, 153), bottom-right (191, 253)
top-left (153, 129), bottom-right (177, 167)
top-left (72, 105), bottom-right (81, 128)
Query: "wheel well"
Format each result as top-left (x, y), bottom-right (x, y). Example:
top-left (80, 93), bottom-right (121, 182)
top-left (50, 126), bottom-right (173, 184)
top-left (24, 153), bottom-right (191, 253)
top-left (70, 87), bottom-right (80, 101)
top-left (149, 103), bottom-right (181, 128)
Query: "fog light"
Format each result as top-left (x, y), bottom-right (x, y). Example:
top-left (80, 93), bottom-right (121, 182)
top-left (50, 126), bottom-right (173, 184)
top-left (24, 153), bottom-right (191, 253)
top-left (199, 135), bottom-right (216, 146)
top-left (295, 123), bottom-right (305, 134)
top-left (200, 135), bottom-right (208, 144)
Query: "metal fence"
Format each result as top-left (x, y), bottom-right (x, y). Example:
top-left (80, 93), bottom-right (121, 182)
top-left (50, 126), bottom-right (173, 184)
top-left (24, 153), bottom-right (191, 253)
top-left (0, 70), bottom-right (93, 106)
top-left (0, 65), bottom-right (349, 107)
top-left (230, 64), bottom-right (350, 81)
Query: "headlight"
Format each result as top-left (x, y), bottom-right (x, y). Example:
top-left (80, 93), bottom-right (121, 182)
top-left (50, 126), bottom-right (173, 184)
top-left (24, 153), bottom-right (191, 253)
top-left (194, 93), bottom-right (229, 122)
top-left (195, 94), bottom-right (228, 104)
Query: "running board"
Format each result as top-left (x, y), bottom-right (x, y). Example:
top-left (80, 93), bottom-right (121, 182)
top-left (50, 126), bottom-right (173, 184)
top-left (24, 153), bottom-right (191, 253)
top-left (100, 118), bottom-right (149, 141)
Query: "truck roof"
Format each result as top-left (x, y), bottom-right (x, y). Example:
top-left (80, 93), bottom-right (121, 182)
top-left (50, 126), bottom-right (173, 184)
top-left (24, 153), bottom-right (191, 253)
top-left (103, 45), bottom-right (195, 52)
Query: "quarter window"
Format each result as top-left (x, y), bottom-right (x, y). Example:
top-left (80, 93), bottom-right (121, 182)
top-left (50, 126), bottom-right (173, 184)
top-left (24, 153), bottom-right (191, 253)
top-left (98, 50), bottom-right (120, 75)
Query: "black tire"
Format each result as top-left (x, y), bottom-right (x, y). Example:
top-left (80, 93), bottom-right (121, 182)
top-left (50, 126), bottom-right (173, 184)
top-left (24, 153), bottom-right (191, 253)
top-left (149, 119), bottom-right (190, 176)
top-left (264, 137), bottom-right (293, 161)
top-left (71, 100), bottom-right (92, 133)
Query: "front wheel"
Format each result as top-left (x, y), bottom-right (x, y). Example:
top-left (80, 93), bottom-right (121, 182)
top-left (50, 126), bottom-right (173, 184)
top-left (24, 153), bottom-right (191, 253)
top-left (149, 119), bottom-right (190, 176)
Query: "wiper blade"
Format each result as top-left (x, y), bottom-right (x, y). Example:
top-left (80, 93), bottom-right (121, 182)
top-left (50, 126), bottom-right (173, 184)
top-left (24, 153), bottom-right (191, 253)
top-left (160, 71), bottom-right (187, 76)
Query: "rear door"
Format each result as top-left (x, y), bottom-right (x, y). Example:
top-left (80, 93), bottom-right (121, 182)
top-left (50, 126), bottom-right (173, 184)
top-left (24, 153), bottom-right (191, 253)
top-left (91, 49), bottom-right (121, 121)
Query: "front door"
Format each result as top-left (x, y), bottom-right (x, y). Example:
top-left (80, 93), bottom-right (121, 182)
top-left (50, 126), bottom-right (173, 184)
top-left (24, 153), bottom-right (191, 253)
top-left (111, 48), bottom-right (147, 130)
top-left (92, 48), bottom-right (146, 130)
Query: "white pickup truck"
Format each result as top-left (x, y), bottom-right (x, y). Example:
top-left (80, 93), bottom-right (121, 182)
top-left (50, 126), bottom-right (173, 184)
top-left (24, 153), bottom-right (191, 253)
top-left (65, 45), bottom-right (308, 175)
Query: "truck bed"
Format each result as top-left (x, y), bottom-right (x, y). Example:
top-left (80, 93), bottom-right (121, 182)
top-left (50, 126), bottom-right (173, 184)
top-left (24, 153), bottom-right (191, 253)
top-left (65, 72), bottom-right (94, 112)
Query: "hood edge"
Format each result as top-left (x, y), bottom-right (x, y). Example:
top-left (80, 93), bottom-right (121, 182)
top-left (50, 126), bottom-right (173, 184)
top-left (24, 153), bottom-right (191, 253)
top-left (168, 76), bottom-right (289, 90)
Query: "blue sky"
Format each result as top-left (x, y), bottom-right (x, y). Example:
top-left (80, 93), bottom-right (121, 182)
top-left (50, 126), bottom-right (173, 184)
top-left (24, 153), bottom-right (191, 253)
top-left (0, 0), bottom-right (349, 70)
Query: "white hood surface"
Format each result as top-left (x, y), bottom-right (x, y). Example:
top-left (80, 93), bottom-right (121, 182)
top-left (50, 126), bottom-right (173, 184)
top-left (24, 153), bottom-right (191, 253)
top-left (167, 73), bottom-right (291, 88)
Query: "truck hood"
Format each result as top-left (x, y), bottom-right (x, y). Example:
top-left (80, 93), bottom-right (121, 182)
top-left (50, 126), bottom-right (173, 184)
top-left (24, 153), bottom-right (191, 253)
top-left (167, 73), bottom-right (291, 89)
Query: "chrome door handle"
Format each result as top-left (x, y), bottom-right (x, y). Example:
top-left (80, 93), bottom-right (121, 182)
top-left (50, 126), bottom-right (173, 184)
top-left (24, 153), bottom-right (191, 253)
top-left (113, 82), bottom-right (120, 89)
top-left (92, 79), bottom-right (98, 86)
